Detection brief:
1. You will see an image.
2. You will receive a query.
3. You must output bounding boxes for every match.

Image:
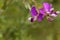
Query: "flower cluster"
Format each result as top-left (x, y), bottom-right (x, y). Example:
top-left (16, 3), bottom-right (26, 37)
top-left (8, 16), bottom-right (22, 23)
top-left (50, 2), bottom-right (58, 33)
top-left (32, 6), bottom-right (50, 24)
top-left (28, 2), bottom-right (60, 22)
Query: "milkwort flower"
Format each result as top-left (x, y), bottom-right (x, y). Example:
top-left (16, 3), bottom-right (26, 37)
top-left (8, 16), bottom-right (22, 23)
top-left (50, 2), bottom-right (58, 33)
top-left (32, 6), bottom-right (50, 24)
top-left (28, 6), bottom-right (44, 22)
top-left (42, 2), bottom-right (60, 22)
top-left (28, 2), bottom-right (60, 22)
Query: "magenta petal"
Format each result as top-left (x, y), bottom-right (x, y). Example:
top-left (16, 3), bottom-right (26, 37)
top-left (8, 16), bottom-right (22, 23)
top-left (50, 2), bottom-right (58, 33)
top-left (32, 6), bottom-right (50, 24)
top-left (39, 8), bottom-right (45, 15)
top-left (31, 6), bottom-right (38, 17)
top-left (37, 14), bottom-right (43, 22)
top-left (43, 2), bottom-right (52, 12)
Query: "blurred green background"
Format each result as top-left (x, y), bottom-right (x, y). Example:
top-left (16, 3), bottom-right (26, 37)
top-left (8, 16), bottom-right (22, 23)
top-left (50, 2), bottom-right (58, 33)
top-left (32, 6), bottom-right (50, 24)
top-left (0, 0), bottom-right (60, 40)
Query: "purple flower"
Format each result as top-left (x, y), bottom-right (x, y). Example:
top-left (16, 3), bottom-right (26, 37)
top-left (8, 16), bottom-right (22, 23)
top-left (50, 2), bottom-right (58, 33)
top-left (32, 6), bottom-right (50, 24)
top-left (28, 6), bottom-right (44, 22)
top-left (42, 2), bottom-right (60, 22)
top-left (43, 2), bottom-right (52, 13)
top-left (39, 8), bottom-right (45, 15)
top-left (39, 8), bottom-right (46, 16)
top-left (31, 6), bottom-right (38, 17)
top-left (37, 14), bottom-right (44, 22)
top-left (28, 2), bottom-right (60, 22)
